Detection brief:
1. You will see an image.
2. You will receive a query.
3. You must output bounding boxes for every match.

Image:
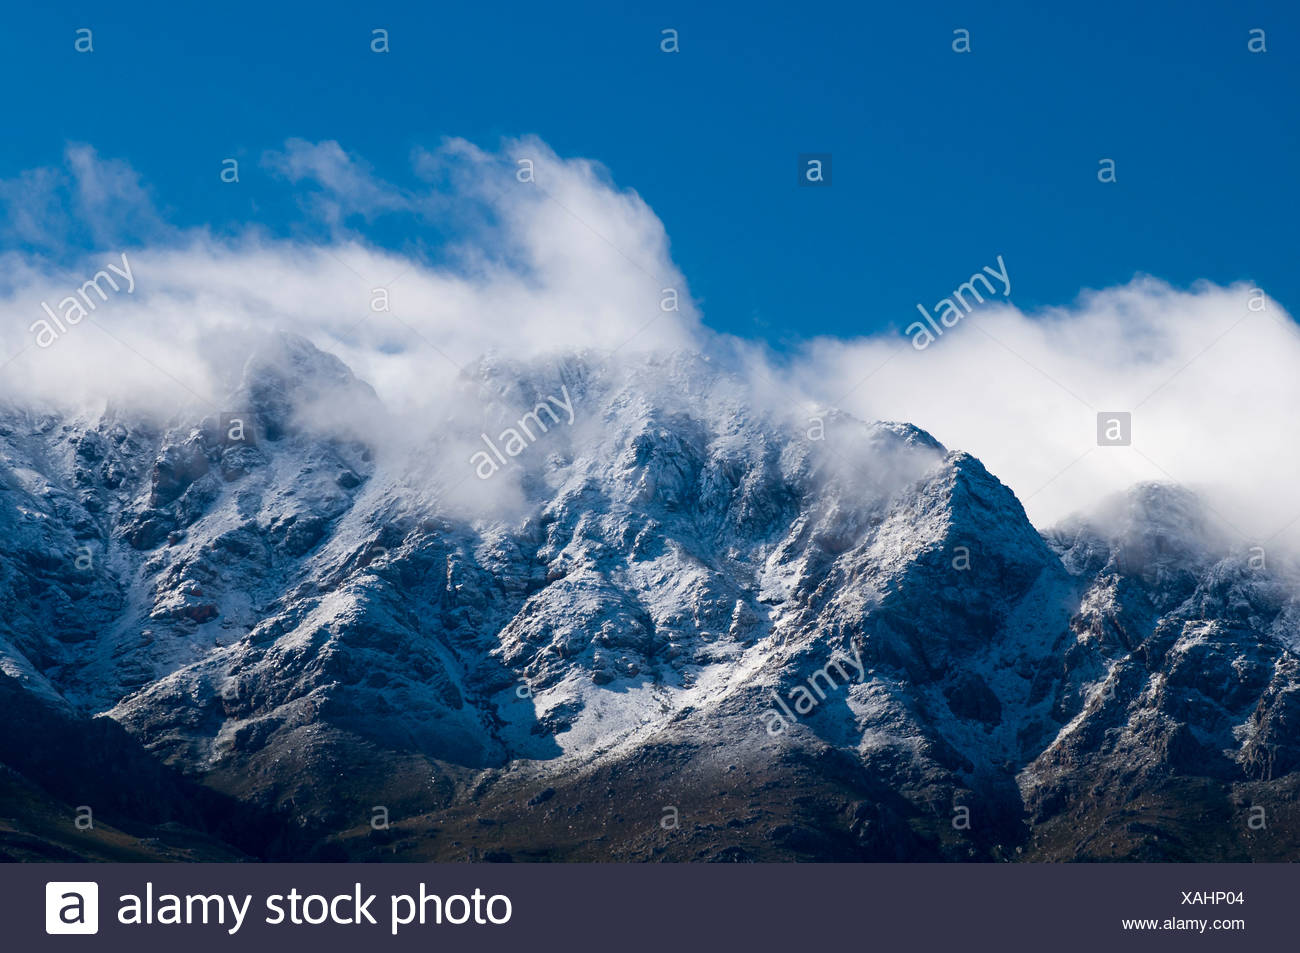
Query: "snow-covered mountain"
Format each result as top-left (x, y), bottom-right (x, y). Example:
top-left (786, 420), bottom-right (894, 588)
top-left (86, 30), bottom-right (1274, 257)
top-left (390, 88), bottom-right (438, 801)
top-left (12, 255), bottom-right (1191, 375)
top-left (2, 334), bottom-right (1298, 861)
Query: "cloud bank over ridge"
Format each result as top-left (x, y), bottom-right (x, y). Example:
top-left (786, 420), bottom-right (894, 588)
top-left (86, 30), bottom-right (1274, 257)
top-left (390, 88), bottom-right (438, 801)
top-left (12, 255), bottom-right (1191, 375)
top-left (0, 136), bottom-right (1295, 540)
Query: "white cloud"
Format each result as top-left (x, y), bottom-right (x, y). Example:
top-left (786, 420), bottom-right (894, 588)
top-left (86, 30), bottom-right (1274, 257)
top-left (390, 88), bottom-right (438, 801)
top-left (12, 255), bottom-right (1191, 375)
top-left (0, 167), bottom-right (69, 248)
top-left (0, 144), bottom-right (167, 251)
top-left (0, 138), bottom-right (699, 433)
top-left (263, 138), bottom-right (411, 228)
top-left (0, 137), bottom-right (1294, 543)
top-left (791, 279), bottom-right (1300, 542)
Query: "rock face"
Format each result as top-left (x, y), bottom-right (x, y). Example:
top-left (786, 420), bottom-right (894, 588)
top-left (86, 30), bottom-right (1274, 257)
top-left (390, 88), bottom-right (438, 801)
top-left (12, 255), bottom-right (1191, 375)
top-left (1, 334), bottom-right (1297, 861)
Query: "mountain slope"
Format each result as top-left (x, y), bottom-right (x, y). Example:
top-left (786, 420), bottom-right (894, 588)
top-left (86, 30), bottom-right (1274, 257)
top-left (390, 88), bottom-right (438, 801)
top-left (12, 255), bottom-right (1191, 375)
top-left (2, 336), bottom-right (1297, 860)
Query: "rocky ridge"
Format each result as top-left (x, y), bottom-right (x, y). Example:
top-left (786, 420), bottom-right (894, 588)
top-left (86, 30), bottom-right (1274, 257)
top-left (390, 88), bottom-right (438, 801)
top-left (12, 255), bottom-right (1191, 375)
top-left (1, 335), bottom-right (1297, 861)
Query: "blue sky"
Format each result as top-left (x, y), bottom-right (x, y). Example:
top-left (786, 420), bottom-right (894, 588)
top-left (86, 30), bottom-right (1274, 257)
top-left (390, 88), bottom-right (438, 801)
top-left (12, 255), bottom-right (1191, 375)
top-left (1, 1), bottom-right (1297, 346)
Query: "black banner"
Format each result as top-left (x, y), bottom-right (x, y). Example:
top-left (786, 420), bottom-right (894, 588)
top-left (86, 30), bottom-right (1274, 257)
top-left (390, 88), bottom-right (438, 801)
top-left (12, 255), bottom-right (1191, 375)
top-left (8, 863), bottom-right (1292, 951)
